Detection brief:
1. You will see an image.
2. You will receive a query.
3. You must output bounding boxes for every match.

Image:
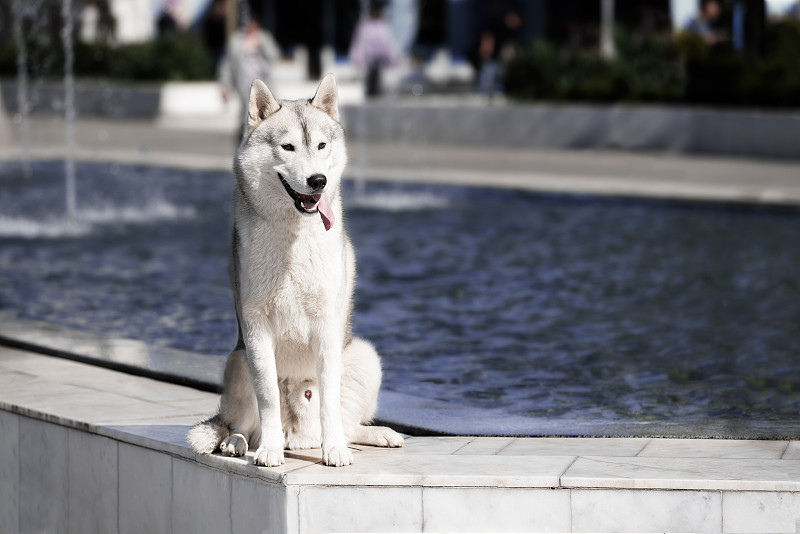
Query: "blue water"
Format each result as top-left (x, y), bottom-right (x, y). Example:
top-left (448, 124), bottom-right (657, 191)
top-left (1, 161), bottom-right (799, 429)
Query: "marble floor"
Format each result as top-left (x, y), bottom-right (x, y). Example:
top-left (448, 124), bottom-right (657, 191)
top-left (1, 345), bottom-right (799, 533)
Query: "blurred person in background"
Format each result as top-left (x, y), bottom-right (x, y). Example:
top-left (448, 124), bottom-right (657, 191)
top-left (203, 0), bottom-right (228, 68)
top-left (80, 0), bottom-right (99, 43)
top-left (349, 0), bottom-right (399, 98)
top-left (157, 0), bottom-right (180, 35)
top-left (219, 3), bottom-right (281, 139)
top-left (475, 0), bottom-right (522, 95)
top-left (79, 0), bottom-right (116, 44)
top-left (686, 0), bottom-right (722, 44)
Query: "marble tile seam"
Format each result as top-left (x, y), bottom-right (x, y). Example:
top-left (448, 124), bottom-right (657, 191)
top-left (558, 456), bottom-right (580, 487)
top-left (632, 438), bottom-right (654, 457)
top-left (584, 483), bottom-right (800, 494)
top-left (574, 454), bottom-right (800, 466)
top-left (449, 437), bottom-right (478, 454)
top-left (283, 453), bottom-right (574, 489)
top-left (494, 437), bottom-right (517, 455)
top-left (779, 440), bottom-right (793, 459)
top-left (279, 479), bottom-right (800, 493)
top-left (560, 454), bottom-right (800, 493)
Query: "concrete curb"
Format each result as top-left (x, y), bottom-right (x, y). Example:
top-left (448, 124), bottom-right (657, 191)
top-left (2, 79), bottom-right (799, 159)
top-left (341, 102), bottom-right (800, 160)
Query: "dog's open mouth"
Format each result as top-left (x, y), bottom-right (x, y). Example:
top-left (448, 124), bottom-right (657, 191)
top-left (278, 173), bottom-right (335, 231)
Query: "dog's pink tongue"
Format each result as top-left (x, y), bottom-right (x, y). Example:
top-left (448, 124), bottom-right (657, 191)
top-left (317, 194), bottom-right (334, 231)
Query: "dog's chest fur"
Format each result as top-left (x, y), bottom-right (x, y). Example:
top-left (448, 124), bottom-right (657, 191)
top-left (236, 214), bottom-right (345, 345)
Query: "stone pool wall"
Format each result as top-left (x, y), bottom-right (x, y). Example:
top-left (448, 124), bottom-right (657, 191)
top-left (2, 346), bottom-right (800, 533)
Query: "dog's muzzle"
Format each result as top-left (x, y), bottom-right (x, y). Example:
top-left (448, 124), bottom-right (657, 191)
top-left (277, 173), bottom-right (335, 231)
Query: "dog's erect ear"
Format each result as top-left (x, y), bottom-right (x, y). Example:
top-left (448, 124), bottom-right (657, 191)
top-left (247, 79), bottom-right (280, 131)
top-left (311, 73), bottom-right (339, 122)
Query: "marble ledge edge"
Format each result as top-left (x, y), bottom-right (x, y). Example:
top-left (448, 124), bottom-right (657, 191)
top-left (3, 401), bottom-right (800, 493)
top-left (1, 398), bottom-right (302, 485)
top-left (559, 476), bottom-right (800, 493)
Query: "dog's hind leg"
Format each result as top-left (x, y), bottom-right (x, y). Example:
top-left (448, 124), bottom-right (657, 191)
top-left (340, 338), bottom-right (404, 448)
top-left (351, 424), bottom-right (404, 448)
top-left (217, 347), bottom-right (261, 457)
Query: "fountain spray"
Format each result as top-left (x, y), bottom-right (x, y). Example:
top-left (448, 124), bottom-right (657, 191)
top-left (62, 0), bottom-right (77, 221)
top-left (237, 0), bottom-right (251, 142)
top-left (12, 0), bottom-right (31, 178)
top-left (354, 0), bottom-right (369, 200)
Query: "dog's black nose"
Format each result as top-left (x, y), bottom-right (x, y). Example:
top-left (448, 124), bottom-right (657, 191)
top-left (307, 174), bottom-right (327, 191)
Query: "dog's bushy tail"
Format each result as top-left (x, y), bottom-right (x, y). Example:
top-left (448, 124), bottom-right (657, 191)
top-left (187, 414), bottom-right (228, 454)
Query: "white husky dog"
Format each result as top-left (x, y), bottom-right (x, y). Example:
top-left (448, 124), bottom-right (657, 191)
top-left (188, 74), bottom-right (403, 467)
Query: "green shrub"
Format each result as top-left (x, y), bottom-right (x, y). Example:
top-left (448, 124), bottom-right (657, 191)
top-left (74, 41), bottom-right (113, 77)
top-left (505, 40), bottom-right (627, 102)
top-left (108, 34), bottom-right (215, 81)
top-left (506, 20), bottom-right (800, 108)
top-left (504, 40), bottom-right (559, 100)
top-left (559, 50), bottom-right (627, 101)
top-left (677, 20), bottom-right (800, 107)
top-left (0, 30), bottom-right (64, 78)
top-left (615, 28), bottom-right (685, 102)
top-left (0, 33), bottom-right (215, 82)
top-left (505, 31), bottom-right (683, 103)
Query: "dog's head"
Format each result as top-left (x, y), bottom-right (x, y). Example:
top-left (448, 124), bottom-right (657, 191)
top-left (234, 74), bottom-right (347, 231)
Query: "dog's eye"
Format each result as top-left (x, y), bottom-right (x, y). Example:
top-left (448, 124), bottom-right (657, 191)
top-left (304, 390), bottom-right (312, 401)
top-left (281, 143), bottom-right (295, 152)
top-left (317, 142), bottom-right (326, 150)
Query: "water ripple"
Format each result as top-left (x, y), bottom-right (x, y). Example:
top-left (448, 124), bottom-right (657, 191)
top-left (1, 161), bottom-right (799, 429)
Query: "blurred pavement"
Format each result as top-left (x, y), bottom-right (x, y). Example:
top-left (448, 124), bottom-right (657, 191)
top-left (2, 115), bottom-right (800, 206)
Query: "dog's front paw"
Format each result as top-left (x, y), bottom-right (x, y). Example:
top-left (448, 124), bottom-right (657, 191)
top-left (253, 445), bottom-right (285, 467)
top-left (322, 443), bottom-right (353, 467)
top-left (219, 433), bottom-right (248, 457)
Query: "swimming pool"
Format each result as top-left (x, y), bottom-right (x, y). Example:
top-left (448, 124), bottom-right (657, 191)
top-left (1, 161), bottom-right (798, 436)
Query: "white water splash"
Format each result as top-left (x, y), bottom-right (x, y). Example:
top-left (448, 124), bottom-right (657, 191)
top-left (12, 0), bottom-right (36, 178)
top-left (347, 191), bottom-right (450, 212)
top-left (62, 0), bottom-right (77, 220)
top-left (78, 200), bottom-right (197, 224)
top-left (0, 201), bottom-right (197, 239)
top-left (0, 216), bottom-right (91, 238)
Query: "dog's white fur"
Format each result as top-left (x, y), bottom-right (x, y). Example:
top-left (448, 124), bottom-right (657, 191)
top-left (188, 75), bottom-right (402, 467)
